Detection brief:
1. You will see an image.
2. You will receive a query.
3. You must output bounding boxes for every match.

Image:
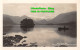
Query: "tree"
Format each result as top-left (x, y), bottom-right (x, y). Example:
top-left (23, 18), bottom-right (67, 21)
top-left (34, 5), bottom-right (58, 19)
top-left (20, 18), bottom-right (35, 32)
top-left (20, 18), bottom-right (35, 28)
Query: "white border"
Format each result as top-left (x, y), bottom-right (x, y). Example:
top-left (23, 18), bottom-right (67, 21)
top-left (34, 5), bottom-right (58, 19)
top-left (0, 0), bottom-right (80, 50)
top-left (3, 0), bottom-right (76, 3)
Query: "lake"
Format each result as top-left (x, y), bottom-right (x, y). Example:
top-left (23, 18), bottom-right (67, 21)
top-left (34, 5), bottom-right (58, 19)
top-left (3, 25), bottom-right (76, 47)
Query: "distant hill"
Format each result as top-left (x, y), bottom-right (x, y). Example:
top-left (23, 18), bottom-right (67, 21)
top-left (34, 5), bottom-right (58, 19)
top-left (49, 11), bottom-right (76, 24)
top-left (34, 11), bottom-right (76, 25)
top-left (3, 14), bottom-right (16, 26)
top-left (34, 19), bottom-right (48, 25)
top-left (3, 14), bottom-right (30, 25)
top-left (3, 11), bottom-right (77, 25)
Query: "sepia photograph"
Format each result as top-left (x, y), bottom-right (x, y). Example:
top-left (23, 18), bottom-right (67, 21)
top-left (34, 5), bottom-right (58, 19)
top-left (3, 3), bottom-right (77, 47)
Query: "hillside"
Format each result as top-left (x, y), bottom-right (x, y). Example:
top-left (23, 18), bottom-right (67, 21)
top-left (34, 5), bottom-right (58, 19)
top-left (49, 11), bottom-right (76, 24)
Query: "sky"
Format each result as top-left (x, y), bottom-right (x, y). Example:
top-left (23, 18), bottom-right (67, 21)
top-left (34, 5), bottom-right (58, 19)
top-left (3, 3), bottom-right (76, 20)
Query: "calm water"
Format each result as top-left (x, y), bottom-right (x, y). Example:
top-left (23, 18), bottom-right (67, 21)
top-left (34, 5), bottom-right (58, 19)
top-left (3, 25), bottom-right (76, 47)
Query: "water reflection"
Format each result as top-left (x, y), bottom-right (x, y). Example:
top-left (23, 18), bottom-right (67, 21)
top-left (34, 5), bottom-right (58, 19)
top-left (57, 25), bottom-right (76, 38)
top-left (58, 26), bottom-right (69, 32)
top-left (3, 25), bottom-right (13, 35)
top-left (3, 25), bottom-right (34, 34)
top-left (20, 25), bottom-right (34, 33)
top-left (3, 25), bottom-right (76, 47)
top-left (20, 18), bottom-right (35, 33)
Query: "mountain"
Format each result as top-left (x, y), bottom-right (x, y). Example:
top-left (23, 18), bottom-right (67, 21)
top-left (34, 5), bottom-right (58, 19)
top-left (34, 19), bottom-right (48, 25)
top-left (3, 14), bottom-right (16, 26)
top-left (3, 14), bottom-right (30, 25)
top-left (3, 11), bottom-right (76, 25)
top-left (49, 11), bottom-right (76, 24)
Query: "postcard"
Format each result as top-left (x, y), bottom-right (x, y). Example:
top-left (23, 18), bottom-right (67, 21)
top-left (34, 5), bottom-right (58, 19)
top-left (0, 0), bottom-right (80, 50)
